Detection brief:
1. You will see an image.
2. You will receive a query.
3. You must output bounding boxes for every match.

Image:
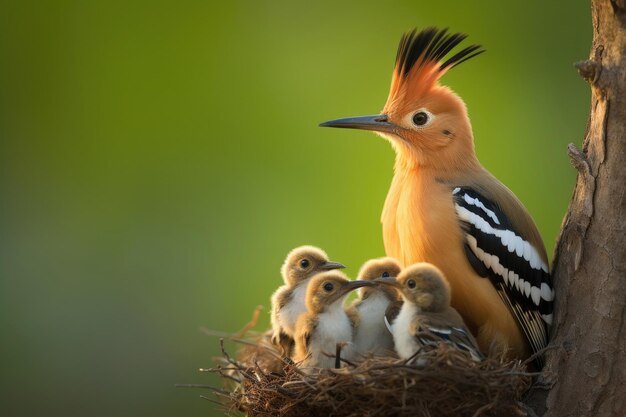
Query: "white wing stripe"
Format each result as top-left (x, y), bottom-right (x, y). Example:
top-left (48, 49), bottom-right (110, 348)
top-left (542, 314), bottom-right (553, 325)
top-left (466, 234), bottom-right (548, 309)
top-left (541, 283), bottom-right (554, 302)
top-left (530, 286), bottom-right (541, 306)
top-left (456, 205), bottom-right (549, 273)
top-left (462, 192), bottom-right (501, 225)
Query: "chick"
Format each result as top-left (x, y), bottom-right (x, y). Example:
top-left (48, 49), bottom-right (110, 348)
top-left (293, 271), bottom-right (374, 369)
top-left (270, 246), bottom-right (345, 355)
top-left (348, 257), bottom-right (402, 356)
top-left (376, 263), bottom-right (483, 361)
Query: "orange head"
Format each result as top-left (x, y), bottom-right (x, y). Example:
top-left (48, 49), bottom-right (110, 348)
top-left (320, 27), bottom-right (484, 173)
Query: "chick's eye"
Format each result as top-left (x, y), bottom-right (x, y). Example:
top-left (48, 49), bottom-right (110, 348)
top-left (300, 259), bottom-right (310, 268)
top-left (407, 279), bottom-right (416, 289)
top-left (323, 282), bottom-right (334, 292)
top-left (412, 111), bottom-right (430, 127)
top-left (382, 272), bottom-right (390, 278)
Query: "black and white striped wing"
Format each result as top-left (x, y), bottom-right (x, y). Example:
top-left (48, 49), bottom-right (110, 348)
top-left (452, 187), bottom-right (554, 361)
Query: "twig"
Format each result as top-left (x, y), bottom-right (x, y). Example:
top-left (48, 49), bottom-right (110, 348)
top-left (335, 342), bottom-right (344, 369)
top-left (175, 383), bottom-right (230, 394)
top-left (233, 304), bottom-right (263, 338)
top-left (199, 395), bottom-right (225, 407)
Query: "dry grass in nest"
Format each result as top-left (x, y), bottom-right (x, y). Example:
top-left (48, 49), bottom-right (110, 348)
top-left (184, 327), bottom-right (536, 417)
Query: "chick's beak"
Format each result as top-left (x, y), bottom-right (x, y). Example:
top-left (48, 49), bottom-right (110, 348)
top-left (319, 114), bottom-right (397, 134)
top-left (318, 261), bottom-right (346, 271)
top-left (330, 280), bottom-right (375, 303)
top-left (373, 276), bottom-right (402, 289)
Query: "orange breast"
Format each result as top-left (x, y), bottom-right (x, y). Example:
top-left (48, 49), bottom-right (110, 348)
top-left (382, 171), bottom-right (527, 358)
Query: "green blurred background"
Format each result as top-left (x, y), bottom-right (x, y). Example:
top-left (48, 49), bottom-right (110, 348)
top-left (0, 1), bottom-right (590, 416)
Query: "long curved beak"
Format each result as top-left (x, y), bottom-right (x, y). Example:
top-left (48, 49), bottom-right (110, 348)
top-left (319, 114), bottom-right (396, 134)
top-left (318, 261), bottom-right (346, 271)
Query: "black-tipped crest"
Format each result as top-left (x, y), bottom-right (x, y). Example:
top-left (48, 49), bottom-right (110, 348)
top-left (395, 27), bottom-right (484, 76)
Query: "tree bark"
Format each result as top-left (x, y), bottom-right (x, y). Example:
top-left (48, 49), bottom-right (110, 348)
top-left (526, 0), bottom-right (626, 416)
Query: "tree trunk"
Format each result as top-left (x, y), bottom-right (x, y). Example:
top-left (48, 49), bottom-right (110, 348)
top-left (526, 0), bottom-right (626, 415)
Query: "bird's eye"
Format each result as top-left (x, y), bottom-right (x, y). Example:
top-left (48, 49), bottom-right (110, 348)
top-left (323, 282), bottom-right (334, 292)
top-left (300, 259), bottom-right (310, 268)
top-left (382, 272), bottom-right (390, 278)
top-left (407, 279), bottom-right (416, 289)
top-left (412, 111), bottom-right (431, 127)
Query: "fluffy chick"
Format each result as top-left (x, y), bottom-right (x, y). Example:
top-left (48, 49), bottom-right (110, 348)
top-left (377, 263), bottom-right (483, 361)
top-left (293, 271), bottom-right (374, 370)
top-left (270, 246), bottom-right (345, 355)
top-left (348, 257), bottom-right (402, 356)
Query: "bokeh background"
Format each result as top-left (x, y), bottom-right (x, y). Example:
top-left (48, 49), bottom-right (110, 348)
top-left (1, 1), bottom-right (590, 416)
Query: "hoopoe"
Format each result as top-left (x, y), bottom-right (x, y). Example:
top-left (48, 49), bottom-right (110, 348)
top-left (320, 27), bottom-right (554, 366)
top-left (376, 263), bottom-right (483, 361)
top-left (270, 246), bottom-right (345, 355)
top-left (348, 257), bottom-right (402, 356)
top-left (293, 271), bottom-right (374, 370)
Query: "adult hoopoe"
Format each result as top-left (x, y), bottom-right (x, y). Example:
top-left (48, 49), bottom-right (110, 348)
top-left (320, 27), bottom-right (554, 366)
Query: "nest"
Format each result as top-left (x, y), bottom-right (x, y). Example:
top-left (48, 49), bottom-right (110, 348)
top-left (190, 329), bottom-right (536, 417)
